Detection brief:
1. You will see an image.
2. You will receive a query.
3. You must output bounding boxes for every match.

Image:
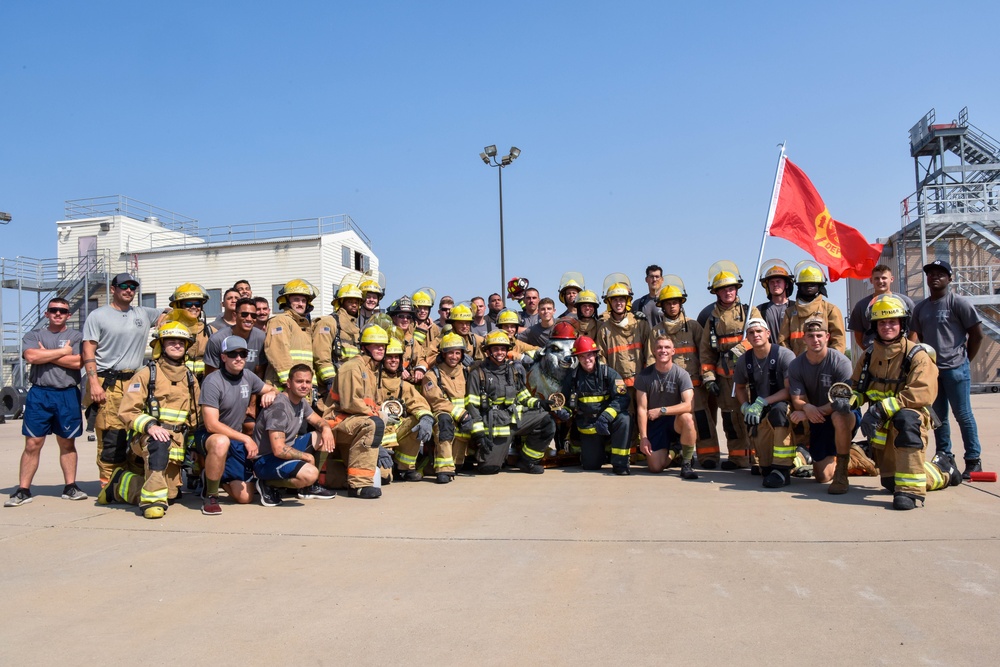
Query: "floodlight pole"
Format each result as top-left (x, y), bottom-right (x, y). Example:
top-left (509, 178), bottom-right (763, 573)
top-left (480, 147), bottom-right (520, 298)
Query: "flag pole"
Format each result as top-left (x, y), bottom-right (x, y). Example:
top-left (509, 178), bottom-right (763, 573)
top-left (744, 142), bottom-right (787, 314)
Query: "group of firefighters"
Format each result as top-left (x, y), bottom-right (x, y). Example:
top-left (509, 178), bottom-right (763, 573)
top-left (11, 256), bottom-right (967, 518)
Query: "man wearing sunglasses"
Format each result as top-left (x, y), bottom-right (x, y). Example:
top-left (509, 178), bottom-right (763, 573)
top-left (5, 299), bottom-right (87, 507)
top-left (82, 272), bottom-right (167, 484)
top-left (204, 298), bottom-right (266, 379)
top-left (195, 336), bottom-right (277, 514)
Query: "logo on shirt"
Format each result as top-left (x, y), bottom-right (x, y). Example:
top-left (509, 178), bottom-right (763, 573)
top-left (936, 308), bottom-right (951, 323)
top-left (240, 383), bottom-right (250, 399)
top-left (820, 373), bottom-right (833, 389)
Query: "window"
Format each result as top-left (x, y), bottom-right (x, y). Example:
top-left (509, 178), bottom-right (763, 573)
top-left (354, 251), bottom-right (363, 271)
top-left (206, 289), bottom-right (222, 316)
top-left (362, 254), bottom-right (370, 272)
top-left (342, 246), bottom-right (351, 268)
top-left (272, 284), bottom-right (284, 308)
top-left (141, 293), bottom-right (157, 309)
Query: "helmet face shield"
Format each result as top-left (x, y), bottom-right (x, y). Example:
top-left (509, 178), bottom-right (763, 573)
top-left (707, 261), bottom-right (742, 293)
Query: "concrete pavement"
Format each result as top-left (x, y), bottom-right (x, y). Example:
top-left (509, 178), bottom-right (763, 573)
top-left (2, 397), bottom-right (999, 665)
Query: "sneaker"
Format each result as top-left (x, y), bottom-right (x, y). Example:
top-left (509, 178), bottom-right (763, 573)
top-left (348, 486), bottom-right (382, 499)
top-left (298, 484), bottom-right (337, 500)
top-left (517, 459), bottom-right (544, 475)
top-left (680, 462), bottom-right (700, 480)
top-left (4, 488), bottom-right (32, 507)
top-left (201, 495), bottom-right (222, 515)
top-left (963, 459), bottom-right (983, 481)
top-left (256, 478), bottom-right (283, 507)
top-left (61, 484), bottom-right (88, 501)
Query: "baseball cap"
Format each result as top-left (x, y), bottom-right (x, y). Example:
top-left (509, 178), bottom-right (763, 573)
top-left (745, 317), bottom-right (769, 332)
top-left (220, 336), bottom-right (248, 353)
top-left (922, 260), bottom-right (952, 277)
top-left (111, 272), bottom-right (139, 287)
top-left (802, 315), bottom-right (828, 332)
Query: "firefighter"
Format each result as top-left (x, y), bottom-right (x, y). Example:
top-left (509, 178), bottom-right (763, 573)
top-left (415, 333), bottom-right (473, 483)
top-left (98, 322), bottom-right (200, 519)
top-left (379, 336), bottom-right (435, 482)
top-left (264, 279), bottom-right (316, 390)
top-left (387, 296), bottom-right (424, 383)
top-left (561, 336), bottom-right (632, 474)
top-left (650, 282), bottom-right (720, 468)
top-left (574, 290), bottom-right (602, 339)
top-left (467, 331), bottom-right (557, 474)
top-left (411, 288), bottom-right (442, 380)
top-left (496, 309), bottom-right (539, 366)
top-left (851, 295), bottom-right (940, 510)
top-left (327, 324), bottom-right (390, 499)
top-left (557, 272), bottom-right (585, 319)
top-left (734, 318), bottom-right (796, 488)
top-left (699, 263), bottom-right (761, 470)
top-left (312, 283), bottom-right (363, 396)
top-left (595, 281), bottom-right (653, 447)
top-left (756, 259), bottom-right (793, 339)
top-left (358, 274), bottom-right (385, 330)
top-left (163, 283), bottom-right (214, 380)
top-left (447, 303), bottom-right (485, 364)
top-left (778, 261), bottom-right (847, 355)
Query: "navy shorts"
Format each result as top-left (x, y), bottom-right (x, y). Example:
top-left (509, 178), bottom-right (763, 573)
top-left (192, 429), bottom-right (254, 484)
top-left (253, 433), bottom-right (313, 481)
top-left (808, 409), bottom-right (861, 461)
top-left (22, 386), bottom-right (82, 439)
top-left (648, 415), bottom-right (680, 452)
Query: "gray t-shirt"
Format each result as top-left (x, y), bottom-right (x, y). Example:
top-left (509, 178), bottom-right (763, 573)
top-left (23, 327), bottom-right (83, 388)
top-left (517, 322), bottom-right (554, 348)
top-left (734, 344), bottom-right (796, 400)
top-left (253, 393), bottom-right (313, 457)
top-left (199, 369), bottom-right (265, 431)
top-left (757, 301), bottom-right (789, 341)
top-left (633, 363), bottom-right (693, 410)
top-left (633, 294), bottom-right (663, 328)
top-left (82, 305), bottom-right (161, 371)
top-left (910, 291), bottom-right (981, 370)
top-left (849, 292), bottom-right (916, 349)
top-left (519, 310), bottom-right (539, 329)
top-left (787, 349), bottom-right (853, 407)
top-left (203, 327), bottom-right (266, 371)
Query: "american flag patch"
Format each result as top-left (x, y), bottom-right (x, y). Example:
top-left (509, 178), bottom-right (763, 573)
top-left (273, 326), bottom-right (284, 334)
top-left (127, 382), bottom-right (142, 393)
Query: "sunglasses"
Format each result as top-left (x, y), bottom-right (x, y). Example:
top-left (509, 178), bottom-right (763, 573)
top-left (238, 311), bottom-right (257, 319)
top-left (181, 301), bottom-right (203, 309)
top-left (47, 308), bottom-right (70, 315)
top-left (116, 283), bottom-right (139, 291)
top-left (395, 314), bottom-right (413, 320)
top-left (224, 350), bottom-right (249, 359)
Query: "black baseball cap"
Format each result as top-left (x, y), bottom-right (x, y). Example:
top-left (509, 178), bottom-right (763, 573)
top-left (922, 260), bottom-right (952, 277)
top-left (112, 272), bottom-right (139, 287)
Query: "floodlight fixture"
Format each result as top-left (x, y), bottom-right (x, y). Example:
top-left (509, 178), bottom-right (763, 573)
top-left (480, 152), bottom-right (490, 165)
top-left (484, 145), bottom-right (498, 158)
top-left (509, 147), bottom-right (520, 160)
top-left (0, 211), bottom-right (11, 224)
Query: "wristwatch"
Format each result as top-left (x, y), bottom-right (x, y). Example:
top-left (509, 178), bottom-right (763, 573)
top-left (659, 407), bottom-right (667, 416)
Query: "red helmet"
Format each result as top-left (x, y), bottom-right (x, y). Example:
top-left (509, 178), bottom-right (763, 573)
top-left (572, 336), bottom-right (599, 356)
top-left (551, 321), bottom-right (578, 340)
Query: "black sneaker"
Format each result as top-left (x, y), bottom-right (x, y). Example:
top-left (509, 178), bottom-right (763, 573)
top-left (61, 484), bottom-right (88, 501)
top-left (680, 462), bottom-right (699, 480)
top-left (963, 459), bottom-right (983, 480)
top-left (4, 488), bottom-right (32, 507)
top-left (348, 486), bottom-right (382, 499)
top-left (256, 478), bottom-right (283, 507)
top-left (297, 484), bottom-right (337, 500)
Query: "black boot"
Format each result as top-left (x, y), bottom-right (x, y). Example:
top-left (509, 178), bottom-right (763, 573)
top-left (963, 459), bottom-right (983, 480)
top-left (763, 467), bottom-right (790, 488)
top-left (518, 458), bottom-right (544, 475)
top-left (680, 461), bottom-right (699, 480)
top-left (892, 492), bottom-right (923, 510)
top-left (435, 473), bottom-right (453, 484)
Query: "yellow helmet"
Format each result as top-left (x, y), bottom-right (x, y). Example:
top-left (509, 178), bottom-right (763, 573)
top-left (150, 321), bottom-right (194, 359)
top-left (759, 259), bottom-right (792, 288)
top-left (360, 325), bottom-right (389, 345)
top-left (385, 338), bottom-right (405, 356)
top-left (169, 282), bottom-right (209, 308)
top-left (796, 265), bottom-right (827, 285)
top-left (411, 289), bottom-right (435, 308)
top-left (603, 282), bottom-right (632, 301)
top-left (497, 309), bottom-right (521, 326)
top-left (656, 285), bottom-right (686, 305)
top-left (358, 278), bottom-right (384, 298)
top-left (332, 283), bottom-right (363, 307)
top-left (387, 325), bottom-right (406, 342)
top-left (576, 290), bottom-right (600, 307)
top-left (868, 294), bottom-right (908, 322)
top-left (439, 332), bottom-right (466, 352)
top-left (710, 271), bottom-right (741, 293)
top-left (482, 330), bottom-right (513, 349)
top-left (559, 279), bottom-right (584, 304)
top-left (276, 279), bottom-right (317, 310)
top-left (448, 303), bottom-right (473, 322)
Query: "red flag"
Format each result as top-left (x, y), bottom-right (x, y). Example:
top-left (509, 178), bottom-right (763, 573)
top-left (769, 159), bottom-right (883, 281)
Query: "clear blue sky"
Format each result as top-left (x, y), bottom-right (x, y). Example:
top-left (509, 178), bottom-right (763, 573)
top-left (2, 1), bottom-right (997, 317)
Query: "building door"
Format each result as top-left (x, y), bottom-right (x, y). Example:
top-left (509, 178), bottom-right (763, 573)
top-left (78, 235), bottom-right (98, 273)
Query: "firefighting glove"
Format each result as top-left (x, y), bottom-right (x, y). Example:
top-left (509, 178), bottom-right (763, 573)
top-left (520, 353), bottom-right (534, 367)
top-left (537, 398), bottom-right (554, 413)
top-left (377, 446), bottom-right (393, 469)
top-left (595, 414), bottom-right (612, 437)
top-left (831, 397), bottom-right (852, 414)
top-left (553, 409), bottom-right (571, 422)
top-left (462, 353), bottom-right (475, 368)
top-left (705, 380), bottom-right (721, 397)
top-left (415, 415), bottom-right (434, 443)
top-left (727, 344), bottom-right (747, 367)
top-left (458, 413), bottom-right (474, 433)
top-left (860, 402), bottom-right (889, 441)
top-left (741, 397), bottom-right (767, 426)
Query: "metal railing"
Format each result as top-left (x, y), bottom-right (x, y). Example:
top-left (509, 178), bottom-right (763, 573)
top-left (900, 182), bottom-right (1000, 222)
top-left (64, 195), bottom-right (199, 235)
top-left (951, 264), bottom-right (1000, 298)
top-left (133, 213), bottom-right (372, 251)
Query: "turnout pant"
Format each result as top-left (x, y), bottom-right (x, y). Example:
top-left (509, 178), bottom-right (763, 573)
top-left (692, 384), bottom-right (720, 465)
top-left (748, 401), bottom-right (793, 469)
top-left (85, 379), bottom-right (135, 484)
top-left (333, 414), bottom-right (384, 490)
top-left (103, 433), bottom-right (185, 512)
top-left (871, 408), bottom-right (930, 500)
top-left (476, 410), bottom-right (556, 474)
top-left (579, 413), bottom-right (631, 471)
top-left (715, 376), bottom-right (751, 467)
top-left (396, 412), bottom-right (467, 474)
